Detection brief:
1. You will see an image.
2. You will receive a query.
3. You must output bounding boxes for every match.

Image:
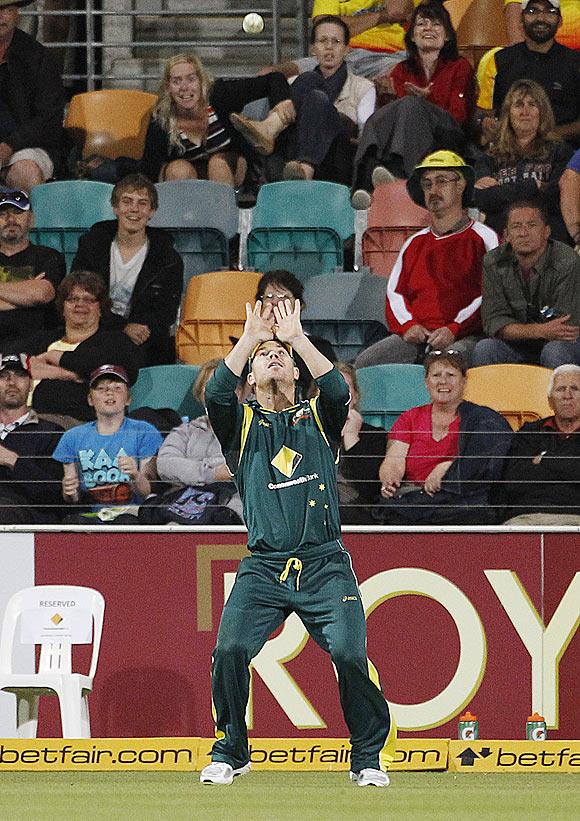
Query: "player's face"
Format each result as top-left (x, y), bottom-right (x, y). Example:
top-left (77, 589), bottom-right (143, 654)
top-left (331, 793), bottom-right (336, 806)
top-left (0, 206), bottom-right (32, 245)
top-left (522, 1), bottom-right (561, 44)
top-left (549, 373), bottom-right (580, 423)
top-left (168, 61), bottom-right (202, 111)
top-left (425, 362), bottom-right (466, 406)
top-left (0, 368), bottom-right (30, 409)
top-left (248, 341), bottom-right (298, 389)
top-left (88, 378), bottom-right (130, 416)
top-left (505, 207), bottom-right (550, 257)
top-left (311, 22), bottom-right (349, 75)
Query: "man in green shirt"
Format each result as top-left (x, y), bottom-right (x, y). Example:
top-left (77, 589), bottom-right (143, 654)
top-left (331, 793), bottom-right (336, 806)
top-left (201, 299), bottom-right (394, 787)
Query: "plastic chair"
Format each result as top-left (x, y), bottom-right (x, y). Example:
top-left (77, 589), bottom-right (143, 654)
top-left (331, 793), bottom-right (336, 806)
top-left (356, 364), bottom-right (430, 430)
top-left (65, 89), bottom-right (158, 160)
top-left (30, 180), bottom-right (115, 269)
top-left (303, 271), bottom-right (388, 324)
top-left (464, 364), bottom-right (553, 430)
top-left (149, 180), bottom-right (239, 289)
top-left (176, 270), bottom-right (262, 365)
top-left (455, 0), bottom-right (508, 66)
top-left (303, 319), bottom-right (388, 364)
top-left (247, 181), bottom-right (354, 276)
top-left (129, 364), bottom-right (203, 420)
top-left (362, 180), bottom-right (429, 278)
top-left (0, 585), bottom-right (105, 738)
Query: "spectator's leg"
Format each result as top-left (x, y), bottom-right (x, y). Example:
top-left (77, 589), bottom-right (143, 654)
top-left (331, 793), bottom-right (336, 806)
top-left (540, 340), bottom-right (580, 369)
top-left (471, 338), bottom-right (528, 366)
top-left (163, 159), bottom-right (198, 181)
top-left (289, 82), bottom-right (347, 173)
top-left (354, 335), bottom-right (419, 367)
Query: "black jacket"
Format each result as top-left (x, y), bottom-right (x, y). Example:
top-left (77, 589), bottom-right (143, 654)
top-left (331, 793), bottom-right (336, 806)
top-left (72, 220), bottom-right (183, 338)
top-left (5, 325), bottom-right (141, 421)
top-left (0, 410), bottom-right (63, 522)
top-left (3, 27), bottom-right (65, 168)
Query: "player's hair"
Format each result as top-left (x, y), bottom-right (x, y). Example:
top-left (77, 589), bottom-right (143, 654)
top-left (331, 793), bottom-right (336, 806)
top-left (193, 357), bottom-right (222, 402)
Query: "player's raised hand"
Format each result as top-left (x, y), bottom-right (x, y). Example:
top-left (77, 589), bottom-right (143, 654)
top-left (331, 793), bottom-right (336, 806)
top-left (273, 298), bottom-right (302, 344)
top-left (244, 301), bottom-right (274, 343)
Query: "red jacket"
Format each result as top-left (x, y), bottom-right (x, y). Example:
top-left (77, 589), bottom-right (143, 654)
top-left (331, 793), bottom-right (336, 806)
top-left (391, 56), bottom-right (475, 124)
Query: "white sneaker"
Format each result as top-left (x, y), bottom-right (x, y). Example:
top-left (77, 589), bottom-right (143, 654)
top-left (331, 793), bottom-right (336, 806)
top-left (371, 166), bottom-right (397, 188)
top-left (350, 768), bottom-right (390, 787)
top-left (199, 761), bottom-right (251, 785)
top-left (351, 189), bottom-right (372, 210)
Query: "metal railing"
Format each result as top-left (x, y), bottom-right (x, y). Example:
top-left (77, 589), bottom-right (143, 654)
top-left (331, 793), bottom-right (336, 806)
top-left (22, 2), bottom-right (310, 91)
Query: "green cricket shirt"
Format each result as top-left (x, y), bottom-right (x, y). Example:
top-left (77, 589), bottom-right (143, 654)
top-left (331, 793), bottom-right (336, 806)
top-left (205, 361), bottom-right (350, 556)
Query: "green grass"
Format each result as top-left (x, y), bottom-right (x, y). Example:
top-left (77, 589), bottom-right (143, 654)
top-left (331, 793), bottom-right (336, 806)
top-left (0, 771), bottom-right (577, 820)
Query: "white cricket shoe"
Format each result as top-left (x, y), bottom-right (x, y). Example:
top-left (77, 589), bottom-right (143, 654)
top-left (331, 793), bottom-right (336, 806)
top-left (350, 768), bottom-right (390, 787)
top-left (199, 761), bottom-right (251, 785)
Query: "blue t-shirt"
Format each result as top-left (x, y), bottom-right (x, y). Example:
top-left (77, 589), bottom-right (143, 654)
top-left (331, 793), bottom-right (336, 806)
top-left (53, 417), bottom-right (163, 509)
top-left (568, 149), bottom-right (580, 173)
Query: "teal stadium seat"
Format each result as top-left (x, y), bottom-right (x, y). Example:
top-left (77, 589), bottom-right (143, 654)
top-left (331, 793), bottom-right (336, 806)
top-left (30, 181), bottom-right (115, 270)
top-left (150, 180), bottom-right (239, 290)
top-left (129, 365), bottom-right (203, 421)
top-left (247, 181), bottom-right (354, 279)
top-left (356, 364), bottom-right (429, 430)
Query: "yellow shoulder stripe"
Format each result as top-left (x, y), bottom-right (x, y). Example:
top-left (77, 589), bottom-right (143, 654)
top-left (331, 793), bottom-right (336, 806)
top-left (239, 404), bottom-right (254, 464)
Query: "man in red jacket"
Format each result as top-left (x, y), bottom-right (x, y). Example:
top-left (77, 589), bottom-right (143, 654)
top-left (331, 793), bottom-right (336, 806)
top-left (355, 151), bottom-right (499, 367)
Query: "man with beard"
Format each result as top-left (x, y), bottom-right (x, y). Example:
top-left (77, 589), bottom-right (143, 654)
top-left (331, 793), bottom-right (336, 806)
top-left (0, 189), bottom-right (65, 344)
top-left (354, 151), bottom-right (498, 367)
top-left (477, 0), bottom-right (580, 146)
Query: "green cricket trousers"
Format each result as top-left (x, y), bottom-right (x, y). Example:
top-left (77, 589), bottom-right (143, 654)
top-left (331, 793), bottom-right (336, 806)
top-left (209, 545), bottom-right (395, 773)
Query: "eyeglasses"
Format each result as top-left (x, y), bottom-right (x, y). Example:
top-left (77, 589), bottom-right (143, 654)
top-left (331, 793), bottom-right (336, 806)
top-left (65, 295), bottom-right (99, 305)
top-left (420, 175), bottom-right (460, 192)
top-left (523, 6), bottom-right (559, 16)
top-left (314, 37), bottom-right (345, 46)
top-left (261, 291), bottom-right (294, 301)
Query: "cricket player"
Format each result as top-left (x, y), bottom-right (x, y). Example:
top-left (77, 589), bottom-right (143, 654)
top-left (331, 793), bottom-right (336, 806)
top-left (200, 298), bottom-right (394, 786)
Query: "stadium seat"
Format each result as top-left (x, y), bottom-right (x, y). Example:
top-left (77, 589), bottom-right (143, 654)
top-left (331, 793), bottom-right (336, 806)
top-left (247, 181), bottom-right (354, 277)
top-left (464, 364), bottom-right (553, 430)
top-left (129, 364), bottom-right (203, 420)
top-left (303, 319), bottom-right (388, 364)
top-left (356, 364), bottom-right (430, 429)
top-left (303, 271), bottom-right (388, 324)
top-left (0, 585), bottom-right (105, 738)
top-left (65, 89), bottom-right (158, 160)
top-left (362, 180), bottom-right (429, 278)
top-left (176, 270), bottom-right (262, 365)
top-left (455, 0), bottom-right (508, 67)
top-left (30, 180), bottom-right (115, 269)
top-left (149, 180), bottom-right (239, 290)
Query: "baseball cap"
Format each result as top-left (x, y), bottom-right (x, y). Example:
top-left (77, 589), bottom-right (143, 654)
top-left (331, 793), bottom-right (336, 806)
top-left (0, 353), bottom-right (30, 375)
top-left (406, 150), bottom-right (475, 208)
top-left (0, 190), bottom-right (31, 212)
top-left (522, 0), bottom-right (560, 9)
top-left (89, 364), bottom-right (129, 387)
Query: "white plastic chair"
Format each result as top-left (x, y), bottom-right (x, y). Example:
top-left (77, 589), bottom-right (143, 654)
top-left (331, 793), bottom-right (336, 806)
top-left (0, 585), bottom-right (105, 738)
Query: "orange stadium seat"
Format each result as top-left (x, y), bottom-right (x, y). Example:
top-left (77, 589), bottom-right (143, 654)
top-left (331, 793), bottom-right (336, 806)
top-left (65, 89), bottom-right (158, 160)
top-left (464, 364), bottom-right (553, 430)
top-left (176, 270), bottom-right (262, 365)
top-left (454, 0), bottom-right (508, 67)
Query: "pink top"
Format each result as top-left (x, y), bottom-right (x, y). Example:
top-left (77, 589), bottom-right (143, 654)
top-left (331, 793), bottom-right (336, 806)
top-left (389, 404), bottom-right (460, 483)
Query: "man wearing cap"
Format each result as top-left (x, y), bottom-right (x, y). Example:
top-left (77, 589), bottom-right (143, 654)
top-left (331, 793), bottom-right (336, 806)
top-left (0, 1), bottom-right (65, 190)
top-left (201, 299), bottom-right (395, 787)
top-left (472, 200), bottom-right (580, 368)
top-left (0, 352), bottom-right (63, 523)
top-left (0, 189), bottom-right (65, 343)
top-left (477, 0), bottom-right (580, 147)
top-left (52, 364), bottom-right (162, 524)
top-left (355, 151), bottom-right (499, 367)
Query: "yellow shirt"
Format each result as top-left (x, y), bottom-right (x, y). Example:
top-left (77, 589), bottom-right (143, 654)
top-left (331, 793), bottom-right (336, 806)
top-left (312, 0), bottom-right (421, 53)
top-left (504, 0), bottom-right (579, 50)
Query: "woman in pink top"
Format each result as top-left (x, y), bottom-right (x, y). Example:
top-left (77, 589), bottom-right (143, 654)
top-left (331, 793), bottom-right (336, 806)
top-left (375, 349), bottom-right (512, 524)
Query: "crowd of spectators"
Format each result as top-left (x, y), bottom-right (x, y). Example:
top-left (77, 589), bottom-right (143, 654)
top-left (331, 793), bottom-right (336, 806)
top-left (0, 0), bottom-right (578, 526)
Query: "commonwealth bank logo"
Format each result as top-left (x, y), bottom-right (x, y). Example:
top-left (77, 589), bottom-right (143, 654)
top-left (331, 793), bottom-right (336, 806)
top-left (271, 446), bottom-right (303, 478)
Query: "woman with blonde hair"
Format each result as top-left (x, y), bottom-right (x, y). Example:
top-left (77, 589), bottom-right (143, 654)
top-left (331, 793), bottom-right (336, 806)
top-left (140, 52), bottom-right (293, 186)
top-left (474, 79), bottom-right (574, 241)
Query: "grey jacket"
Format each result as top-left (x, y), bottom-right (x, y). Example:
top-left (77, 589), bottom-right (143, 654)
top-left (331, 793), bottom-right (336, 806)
top-left (481, 239), bottom-right (580, 338)
top-left (156, 415), bottom-right (242, 516)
